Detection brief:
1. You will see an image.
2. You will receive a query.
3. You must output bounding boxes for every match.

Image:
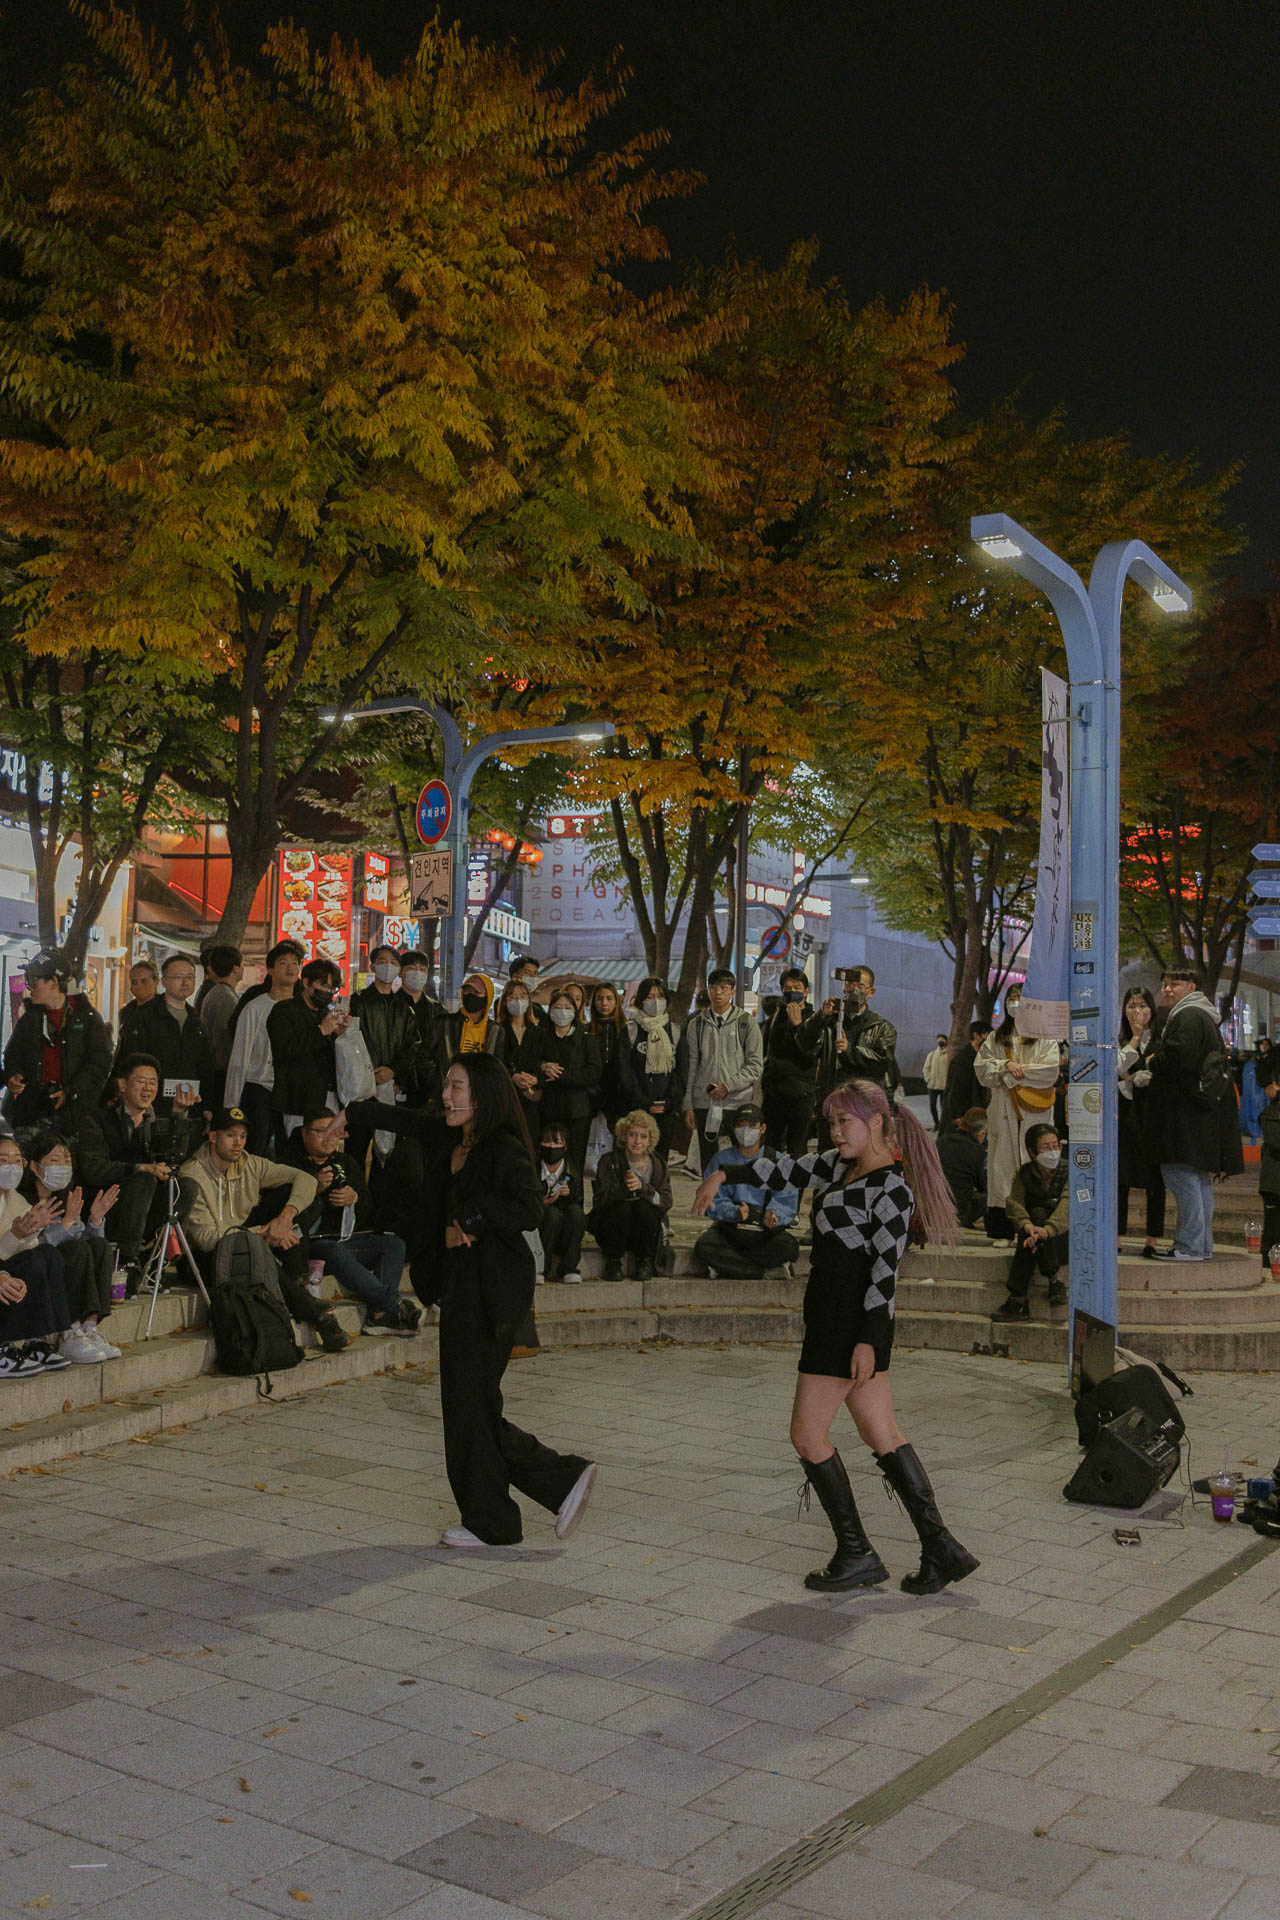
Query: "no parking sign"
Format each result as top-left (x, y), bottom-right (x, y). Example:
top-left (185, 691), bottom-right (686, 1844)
top-left (415, 780), bottom-right (452, 846)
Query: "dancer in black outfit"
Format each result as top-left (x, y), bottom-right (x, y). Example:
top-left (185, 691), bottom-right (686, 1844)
top-left (436, 1053), bottom-right (598, 1549)
top-left (695, 1077), bottom-right (978, 1597)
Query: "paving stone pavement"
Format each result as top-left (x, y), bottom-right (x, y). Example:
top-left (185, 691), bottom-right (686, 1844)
top-left (2, 1343), bottom-right (1280, 1919)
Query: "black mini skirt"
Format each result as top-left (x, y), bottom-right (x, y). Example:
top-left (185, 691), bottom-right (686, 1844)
top-left (798, 1245), bottom-right (892, 1378)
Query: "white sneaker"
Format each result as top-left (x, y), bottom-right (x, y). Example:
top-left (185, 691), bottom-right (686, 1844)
top-left (561, 1270), bottom-right (582, 1285)
top-left (555, 1462), bottom-right (598, 1541)
top-left (60, 1327), bottom-right (101, 1366)
top-left (29, 1342), bottom-right (70, 1372)
top-left (85, 1327), bottom-right (122, 1359)
top-left (535, 1272), bottom-right (546, 1285)
top-left (440, 1526), bottom-right (488, 1548)
top-left (0, 1345), bottom-right (44, 1379)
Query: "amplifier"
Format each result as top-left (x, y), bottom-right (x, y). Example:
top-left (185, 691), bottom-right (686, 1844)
top-left (1063, 1405), bottom-right (1182, 1509)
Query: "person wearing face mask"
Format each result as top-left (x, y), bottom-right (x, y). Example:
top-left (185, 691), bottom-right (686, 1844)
top-left (3, 948), bottom-right (113, 1135)
top-left (536, 1123), bottom-right (586, 1283)
top-left (625, 978), bottom-right (688, 1162)
top-left (0, 1129), bottom-right (76, 1378)
top-left (347, 945), bottom-right (420, 1171)
top-left (762, 969), bottom-right (820, 1158)
top-left (813, 967), bottom-right (899, 1149)
top-left (497, 977), bottom-right (544, 1123)
top-left (267, 958), bottom-right (349, 1136)
top-left (693, 1104), bottom-right (800, 1279)
top-left (443, 973), bottom-right (503, 1064)
top-left (534, 991), bottom-right (601, 1175)
top-left (992, 1123), bottom-right (1070, 1320)
top-left (18, 1133), bottom-right (121, 1363)
top-left (395, 951), bottom-right (446, 1105)
top-left (974, 989), bottom-right (1060, 1241)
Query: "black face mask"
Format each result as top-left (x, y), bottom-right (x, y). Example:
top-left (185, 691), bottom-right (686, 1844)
top-left (461, 991), bottom-right (486, 1015)
top-left (540, 1144), bottom-right (564, 1161)
top-left (783, 990), bottom-right (805, 1004)
top-left (310, 987), bottom-right (334, 1009)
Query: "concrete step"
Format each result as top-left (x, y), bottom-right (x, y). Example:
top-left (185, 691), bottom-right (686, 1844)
top-left (899, 1273), bottom-right (1280, 1327)
top-left (902, 1243), bottom-right (1261, 1292)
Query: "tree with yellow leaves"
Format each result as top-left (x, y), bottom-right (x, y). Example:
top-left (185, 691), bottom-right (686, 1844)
top-left (0, 4), bottom-right (712, 940)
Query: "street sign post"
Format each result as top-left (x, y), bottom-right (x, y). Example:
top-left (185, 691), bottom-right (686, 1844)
top-left (1248, 873), bottom-right (1280, 899)
top-left (1248, 914), bottom-right (1280, 939)
top-left (415, 780), bottom-right (452, 846)
top-left (1254, 844), bottom-right (1280, 863)
top-left (410, 849), bottom-right (452, 917)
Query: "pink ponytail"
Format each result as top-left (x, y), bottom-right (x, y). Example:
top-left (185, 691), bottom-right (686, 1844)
top-left (822, 1080), bottom-right (958, 1247)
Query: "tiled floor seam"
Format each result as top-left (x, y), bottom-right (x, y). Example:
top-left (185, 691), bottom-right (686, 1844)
top-left (681, 1531), bottom-right (1279, 1920)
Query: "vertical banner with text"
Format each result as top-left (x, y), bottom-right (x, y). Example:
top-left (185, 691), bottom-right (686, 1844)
top-left (1016, 670), bottom-right (1070, 1042)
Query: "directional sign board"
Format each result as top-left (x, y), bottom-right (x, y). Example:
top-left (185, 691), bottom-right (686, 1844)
top-left (1248, 914), bottom-right (1280, 938)
top-left (410, 849), bottom-right (452, 917)
top-left (415, 780), bottom-right (452, 846)
top-left (1254, 844), bottom-right (1280, 863)
top-left (1250, 873), bottom-right (1280, 898)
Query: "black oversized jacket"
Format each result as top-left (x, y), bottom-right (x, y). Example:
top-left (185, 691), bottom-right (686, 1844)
top-left (354, 982), bottom-right (420, 1082)
top-left (534, 1024), bottom-right (602, 1124)
top-left (268, 997), bottom-right (338, 1115)
top-left (78, 1102), bottom-right (198, 1192)
top-left (2, 992), bottom-right (113, 1131)
top-left (282, 1134), bottom-right (377, 1238)
top-left (117, 997), bottom-right (216, 1098)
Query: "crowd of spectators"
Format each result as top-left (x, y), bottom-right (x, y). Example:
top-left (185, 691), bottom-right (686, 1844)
top-left (1, 940), bottom-right (907, 1377)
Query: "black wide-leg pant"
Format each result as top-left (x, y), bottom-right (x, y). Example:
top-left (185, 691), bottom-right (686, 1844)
top-left (438, 1249), bottom-right (589, 1544)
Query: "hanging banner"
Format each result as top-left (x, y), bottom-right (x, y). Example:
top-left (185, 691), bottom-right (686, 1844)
top-left (1016, 670), bottom-right (1070, 1042)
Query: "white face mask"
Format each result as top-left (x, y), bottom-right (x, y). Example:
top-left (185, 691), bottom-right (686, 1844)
top-left (507, 995), bottom-right (529, 1016)
top-left (642, 998), bottom-right (664, 1018)
top-left (40, 1164), bottom-right (73, 1191)
top-left (550, 1007), bottom-right (575, 1029)
top-left (1036, 1149), bottom-right (1060, 1170)
top-left (0, 1163), bottom-right (22, 1190)
top-left (373, 962), bottom-right (399, 985)
top-left (735, 1128), bottom-right (762, 1150)
top-left (402, 969), bottom-right (429, 994)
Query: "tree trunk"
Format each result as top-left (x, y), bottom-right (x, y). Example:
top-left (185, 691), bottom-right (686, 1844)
top-left (216, 842), bottom-right (274, 948)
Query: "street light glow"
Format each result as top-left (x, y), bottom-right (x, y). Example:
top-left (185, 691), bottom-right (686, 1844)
top-left (576, 729), bottom-right (607, 742)
top-left (1150, 585), bottom-right (1189, 613)
top-left (977, 534), bottom-right (1024, 560)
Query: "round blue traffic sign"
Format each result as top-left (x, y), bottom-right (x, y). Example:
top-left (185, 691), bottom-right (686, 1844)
top-left (415, 779), bottom-right (452, 846)
top-left (760, 924), bottom-right (791, 960)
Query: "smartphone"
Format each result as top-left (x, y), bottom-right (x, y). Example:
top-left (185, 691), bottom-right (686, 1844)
top-left (163, 1078), bottom-right (199, 1101)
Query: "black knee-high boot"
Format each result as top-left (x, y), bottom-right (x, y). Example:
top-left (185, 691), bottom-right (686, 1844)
top-left (877, 1444), bottom-right (979, 1595)
top-left (800, 1451), bottom-right (889, 1593)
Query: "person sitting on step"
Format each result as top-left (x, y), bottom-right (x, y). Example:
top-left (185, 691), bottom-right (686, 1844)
top-left (693, 1103), bottom-right (800, 1279)
top-left (992, 1122), bottom-right (1069, 1321)
top-left (588, 1109), bottom-right (672, 1283)
top-left (537, 1122), bottom-right (587, 1284)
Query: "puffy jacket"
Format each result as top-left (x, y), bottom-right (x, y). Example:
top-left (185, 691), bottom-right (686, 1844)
top-left (116, 997), bottom-right (216, 1099)
top-left (1006, 1159), bottom-right (1069, 1235)
top-left (1145, 992), bottom-right (1237, 1173)
top-left (2, 992), bottom-right (113, 1132)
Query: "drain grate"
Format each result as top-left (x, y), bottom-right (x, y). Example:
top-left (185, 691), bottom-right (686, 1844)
top-left (685, 1532), bottom-right (1279, 1920)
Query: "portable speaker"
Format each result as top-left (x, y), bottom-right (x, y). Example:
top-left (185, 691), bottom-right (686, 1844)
top-left (1063, 1405), bottom-right (1182, 1508)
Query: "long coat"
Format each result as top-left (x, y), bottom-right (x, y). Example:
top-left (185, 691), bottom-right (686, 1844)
top-left (974, 1030), bottom-right (1061, 1212)
top-left (1146, 999), bottom-right (1242, 1174)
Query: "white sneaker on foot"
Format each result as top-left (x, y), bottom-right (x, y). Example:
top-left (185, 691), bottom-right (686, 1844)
top-left (60, 1327), bottom-right (101, 1366)
top-left (555, 1462), bottom-right (598, 1541)
top-left (84, 1326), bottom-right (122, 1360)
top-left (561, 1270), bottom-right (582, 1284)
top-left (440, 1526), bottom-right (488, 1548)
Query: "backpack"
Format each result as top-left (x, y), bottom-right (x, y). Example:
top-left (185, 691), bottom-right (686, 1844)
top-left (209, 1230), bottom-right (304, 1386)
top-left (1195, 1040), bottom-right (1233, 1111)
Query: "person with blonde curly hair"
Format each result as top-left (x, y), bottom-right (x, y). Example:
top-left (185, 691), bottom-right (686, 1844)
top-left (587, 1108), bottom-right (672, 1282)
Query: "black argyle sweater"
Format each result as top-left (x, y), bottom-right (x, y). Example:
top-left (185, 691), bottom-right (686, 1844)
top-left (752, 1153), bottom-right (914, 1353)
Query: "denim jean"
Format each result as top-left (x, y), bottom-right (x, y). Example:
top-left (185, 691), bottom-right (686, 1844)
top-left (311, 1231), bottom-right (407, 1314)
top-left (1160, 1162), bottom-right (1215, 1259)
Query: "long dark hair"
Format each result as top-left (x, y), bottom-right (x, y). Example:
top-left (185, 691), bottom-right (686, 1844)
top-left (547, 987), bottom-right (582, 1032)
top-left (18, 1129), bottom-right (76, 1201)
top-left (1119, 986), bottom-right (1157, 1046)
top-left (822, 1080), bottom-right (957, 1246)
top-left (447, 1051), bottom-right (535, 1167)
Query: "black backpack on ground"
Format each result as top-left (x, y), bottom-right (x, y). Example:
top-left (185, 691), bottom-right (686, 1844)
top-left (1074, 1361), bottom-right (1189, 1449)
top-left (208, 1229), bottom-right (304, 1385)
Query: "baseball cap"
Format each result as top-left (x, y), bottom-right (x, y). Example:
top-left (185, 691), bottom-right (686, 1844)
top-left (25, 948), bottom-right (69, 983)
top-left (209, 1106), bottom-right (249, 1132)
top-left (734, 1104), bottom-right (765, 1124)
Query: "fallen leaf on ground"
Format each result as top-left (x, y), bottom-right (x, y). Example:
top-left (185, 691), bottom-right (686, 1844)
top-left (288, 1895), bottom-right (312, 1905)
top-left (238, 1778), bottom-right (251, 1792)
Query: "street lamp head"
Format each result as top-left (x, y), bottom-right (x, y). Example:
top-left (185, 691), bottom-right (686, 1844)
top-left (577, 729), bottom-right (608, 743)
top-left (1128, 555), bottom-right (1192, 616)
top-left (976, 534), bottom-right (1024, 561)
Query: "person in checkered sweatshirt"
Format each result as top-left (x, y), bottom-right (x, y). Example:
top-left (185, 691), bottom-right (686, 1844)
top-left (695, 1077), bottom-right (978, 1599)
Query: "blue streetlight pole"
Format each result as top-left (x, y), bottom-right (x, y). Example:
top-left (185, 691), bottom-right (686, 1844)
top-left (327, 697), bottom-right (613, 1004)
top-left (969, 515), bottom-right (1191, 1360)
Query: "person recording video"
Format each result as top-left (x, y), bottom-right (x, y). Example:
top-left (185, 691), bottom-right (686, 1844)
top-left (814, 966), bottom-right (899, 1149)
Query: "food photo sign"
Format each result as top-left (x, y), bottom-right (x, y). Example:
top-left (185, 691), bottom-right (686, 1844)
top-left (276, 848), bottom-right (354, 993)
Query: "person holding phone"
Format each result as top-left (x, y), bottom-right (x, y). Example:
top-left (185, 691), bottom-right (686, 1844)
top-left (120, 953), bottom-right (216, 1115)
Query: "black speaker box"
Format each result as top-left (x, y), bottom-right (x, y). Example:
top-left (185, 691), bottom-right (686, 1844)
top-left (1063, 1405), bottom-right (1182, 1509)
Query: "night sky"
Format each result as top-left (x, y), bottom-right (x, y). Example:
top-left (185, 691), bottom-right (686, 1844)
top-left (5, 1), bottom-right (1278, 585)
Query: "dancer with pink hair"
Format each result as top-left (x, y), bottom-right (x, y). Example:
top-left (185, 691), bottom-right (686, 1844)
top-left (694, 1078), bottom-right (978, 1596)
